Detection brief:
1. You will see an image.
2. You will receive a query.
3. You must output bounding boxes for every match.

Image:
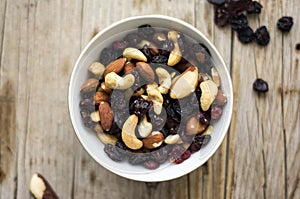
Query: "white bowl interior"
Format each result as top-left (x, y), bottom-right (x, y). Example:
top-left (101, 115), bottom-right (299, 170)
top-left (68, 15), bottom-right (233, 182)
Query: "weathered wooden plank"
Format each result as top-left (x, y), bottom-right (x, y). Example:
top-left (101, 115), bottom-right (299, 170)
top-left (190, 1), bottom-right (232, 199)
top-left (281, 1), bottom-right (300, 199)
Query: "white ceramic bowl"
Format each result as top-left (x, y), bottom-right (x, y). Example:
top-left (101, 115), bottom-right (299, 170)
top-left (68, 15), bottom-right (233, 182)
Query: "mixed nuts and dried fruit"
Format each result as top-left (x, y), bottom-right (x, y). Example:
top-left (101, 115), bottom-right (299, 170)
top-left (79, 25), bottom-right (227, 170)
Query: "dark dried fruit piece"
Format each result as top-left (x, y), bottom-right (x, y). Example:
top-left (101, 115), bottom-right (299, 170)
top-left (143, 160), bottom-right (160, 170)
top-left (138, 24), bottom-right (155, 39)
top-left (230, 14), bottom-right (248, 30)
top-left (255, 26), bottom-right (270, 46)
top-left (100, 48), bottom-right (119, 66)
top-left (237, 26), bottom-right (255, 44)
top-left (247, 1), bottom-right (263, 14)
top-left (253, 78), bottom-right (269, 93)
top-left (124, 33), bottom-right (142, 46)
top-left (104, 144), bottom-right (125, 162)
top-left (129, 97), bottom-right (153, 117)
top-left (207, 0), bottom-right (225, 6)
top-left (189, 134), bottom-right (211, 153)
top-left (277, 16), bottom-right (294, 32)
top-left (296, 43), bottom-right (300, 51)
top-left (214, 4), bottom-right (230, 27)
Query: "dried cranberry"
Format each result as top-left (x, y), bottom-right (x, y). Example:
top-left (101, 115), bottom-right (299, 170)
top-left (277, 16), bottom-right (294, 32)
top-left (189, 134), bottom-right (211, 153)
top-left (230, 14), bottom-right (248, 30)
top-left (227, 0), bottom-right (253, 17)
top-left (112, 40), bottom-right (129, 51)
top-left (143, 160), bottom-right (160, 170)
top-left (123, 33), bottom-right (142, 46)
top-left (214, 4), bottom-right (230, 27)
top-left (237, 26), bottom-right (255, 44)
top-left (169, 144), bottom-right (190, 164)
top-left (253, 78), bottom-right (269, 92)
top-left (247, 1), bottom-right (263, 14)
top-left (207, 0), bottom-right (225, 6)
top-left (104, 144), bottom-right (125, 162)
top-left (255, 26), bottom-right (270, 46)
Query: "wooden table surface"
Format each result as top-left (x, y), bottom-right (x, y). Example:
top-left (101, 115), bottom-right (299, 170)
top-left (0, 0), bottom-right (299, 198)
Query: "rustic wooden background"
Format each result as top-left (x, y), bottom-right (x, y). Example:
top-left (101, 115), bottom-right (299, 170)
top-left (0, 0), bottom-right (299, 198)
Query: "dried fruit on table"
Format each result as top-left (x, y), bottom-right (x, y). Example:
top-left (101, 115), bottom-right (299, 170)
top-left (277, 16), bottom-right (294, 32)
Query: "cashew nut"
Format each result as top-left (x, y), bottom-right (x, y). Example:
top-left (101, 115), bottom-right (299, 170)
top-left (146, 83), bottom-right (163, 114)
top-left (156, 67), bottom-right (171, 94)
top-left (167, 31), bottom-right (182, 66)
top-left (122, 114), bottom-right (143, 150)
top-left (123, 47), bottom-right (147, 62)
top-left (211, 68), bottom-right (220, 87)
top-left (90, 111), bottom-right (100, 122)
top-left (164, 134), bottom-right (181, 145)
top-left (88, 62), bottom-right (105, 79)
top-left (94, 124), bottom-right (117, 145)
top-left (137, 115), bottom-right (152, 138)
top-left (104, 72), bottom-right (135, 90)
top-left (202, 125), bottom-right (213, 136)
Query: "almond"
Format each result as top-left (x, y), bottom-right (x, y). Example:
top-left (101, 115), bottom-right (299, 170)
top-left (94, 91), bottom-right (109, 103)
top-left (98, 101), bottom-right (113, 131)
top-left (103, 57), bottom-right (126, 77)
top-left (124, 62), bottom-right (135, 73)
top-left (142, 131), bottom-right (164, 149)
top-left (170, 66), bottom-right (198, 99)
top-left (80, 78), bottom-right (99, 93)
top-left (136, 62), bottom-right (155, 82)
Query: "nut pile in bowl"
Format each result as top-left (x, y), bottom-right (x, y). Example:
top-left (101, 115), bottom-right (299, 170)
top-left (79, 25), bottom-right (227, 170)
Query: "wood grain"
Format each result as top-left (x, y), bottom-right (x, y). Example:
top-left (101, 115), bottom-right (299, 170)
top-left (0, 0), bottom-right (299, 199)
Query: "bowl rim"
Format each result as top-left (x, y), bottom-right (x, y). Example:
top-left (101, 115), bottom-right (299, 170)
top-left (68, 14), bottom-right (233, 182)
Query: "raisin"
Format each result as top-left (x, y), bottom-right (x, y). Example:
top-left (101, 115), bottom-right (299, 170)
top-left (143, 160), bottom-right (160, 170)
top-left (207, 0), bottom-right (225, 6)
top-left (169, 144), bottom-right (190, 164)
top-left (277, 16), bottom-right (294, 32)
top-left (296, 43), bottom-right (300, 51)
top-left (189, 134), bottom-right (211, 153)
top-left (150, 146), bottom-right (172, 164)
top-left (140, 45), bottom-right (153, 60)
top-left (79, 98), bottom-right (95, 113)
top-left (160, 40), bottom-right (174, 55)
top-left (123, 33), bottom-right (142, 46)
top-left (129, 97), bottom-right (153, 117)
top-left (253, 78), bottom-right (269, 93)
top-left (138, 24), bottom-right (155, 39)
top-left (247, 1), bottom-right (263, 14)
top-left (227, 0), bottom-right (253, 17)
top-left (128, 153), bottom-right (149, 165)
top-left (211, 105), bottom-right (223, 120)
top-left (148, 110), bottom-right (167, 131)
top-left (104, 144), bottom-right (125, 162)
top-left (100, 48), bottom-right (119, 66)
top-left (237, 26), bottom-right (255, 44)
top-left (151, 54), bottom-right (168, 64)
top-left (255, 26), bottom-right (270, 46)
top-left (230, 14), bottom-right (248, 31)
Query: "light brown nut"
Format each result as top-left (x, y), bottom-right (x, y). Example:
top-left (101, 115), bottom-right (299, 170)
top-left (98, 101), bottom-right (114, 131)
top-left (124, 62), bottom-right (135, 73)
top-left (202, 125), bottom-right (213, 136)
top-left (123, 47), bottom-right (147, 62)
top-left (132, 87), bottom-right (145, 97)
top-left (167, 31), bottom-right (182, 66)
top-left (137, 115), bottom-right (152, 138)
top-left (170, 66), bottom-right (198, 99)
top-left (122, 114), bottom-right (143, 150)
top-left (30, 173), bottom-right (59, 199)
top-left (156, 67), bottom-right (171, 94)
top-left (211, 68), bottom-right (220, 87)
top-left (186, 115), bottom-right (208, 135)
top-left (136, 62), bottom-right (155, 82)
top-left (105, 72), bottom-right (135, 90)
top-left (142, 131), bottom-right (164, 149)
top-left (200, 80), bottom-right (218, 111)
top-left (94, 91), bottom-right (109, 103)
top-left (80, 78), bottom-right (98, 93)
top-left (103, 57), bottom-right (127, 77)
top-left (164, 134), bottom-right (181, 145)
top-left (94, 124), bottom-right (117, 145)
top-left (214, 89), bottom-right (227, 106)
top-left (88, 62), bottom-right (105, 78)
top-left (90, 111), bottom-right (100, 122)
